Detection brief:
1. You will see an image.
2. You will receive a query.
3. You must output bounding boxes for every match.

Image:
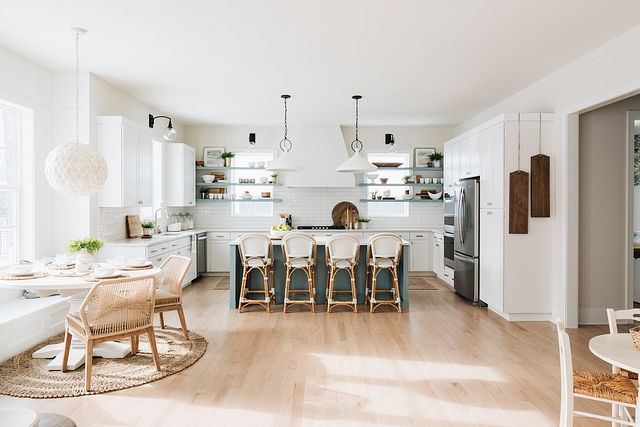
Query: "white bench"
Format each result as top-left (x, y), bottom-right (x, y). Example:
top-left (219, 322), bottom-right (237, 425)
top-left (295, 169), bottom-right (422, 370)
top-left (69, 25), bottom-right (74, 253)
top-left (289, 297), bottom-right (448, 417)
top-left (0, 292), bottom-right (70, 364)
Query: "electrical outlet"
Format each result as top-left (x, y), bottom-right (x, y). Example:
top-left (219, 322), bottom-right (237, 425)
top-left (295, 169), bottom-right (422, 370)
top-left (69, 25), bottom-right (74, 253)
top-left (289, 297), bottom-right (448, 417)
top-left (418, 218), bottom-right (424, 224)
top-left (214, 218), bottom-right (220, 221)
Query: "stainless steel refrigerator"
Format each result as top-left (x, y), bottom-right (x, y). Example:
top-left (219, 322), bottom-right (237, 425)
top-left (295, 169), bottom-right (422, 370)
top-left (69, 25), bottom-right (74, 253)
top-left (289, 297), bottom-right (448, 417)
top-left (453, 178), bottom-right (486, 306)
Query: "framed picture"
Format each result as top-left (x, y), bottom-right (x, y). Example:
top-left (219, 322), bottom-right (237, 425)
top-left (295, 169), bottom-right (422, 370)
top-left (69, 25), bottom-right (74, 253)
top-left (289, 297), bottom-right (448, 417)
top-left (203, 147), bottom-right (225, 167)
top-left (414, 147), bottom-right (435, 167)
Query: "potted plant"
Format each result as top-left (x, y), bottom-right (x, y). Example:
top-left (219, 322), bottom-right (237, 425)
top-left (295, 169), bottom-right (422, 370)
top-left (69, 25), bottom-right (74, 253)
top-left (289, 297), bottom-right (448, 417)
top-left (221, 151), bottom-right (235, 167)
top-left (141, 220), bottom-right (155, 236)
top-left (429, 152), bottom-right (443, 167)
top-left (403, 174), bottom-right (413, 183)
top-left (200, 187), bottom-right (208, 199)
top-left (357, 217), bottom-right (371, 230)
top-left (370, 190), bottom-right (378, 200)
top-left (66, 236), bottom-right (106, 271)
top-left (270, 172), bottom-right (278, 184)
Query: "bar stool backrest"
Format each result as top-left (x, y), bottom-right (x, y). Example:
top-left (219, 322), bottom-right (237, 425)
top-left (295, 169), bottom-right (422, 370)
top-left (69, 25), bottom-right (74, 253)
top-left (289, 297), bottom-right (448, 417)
top-left (238, 234), bottom-right (272, 261)
top-left (326, 234), bottom-right (360, 263)
top-left (368, 234), bottom-right (403, 263)
top-left (282, 233), bottom-right (316, 261)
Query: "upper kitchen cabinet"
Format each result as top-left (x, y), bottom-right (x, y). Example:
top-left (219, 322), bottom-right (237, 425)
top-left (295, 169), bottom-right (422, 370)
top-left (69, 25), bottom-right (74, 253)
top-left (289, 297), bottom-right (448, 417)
top-left (443, 139), bottom-right (459, 192)
top-left (459, 132), bottom-right (481, 179)
top-left (97, 116), bottom-right (152, 207)
top-left (165, 143), bottom-right (196, 207)
top-left (479, 123), bottom-right (505, 209)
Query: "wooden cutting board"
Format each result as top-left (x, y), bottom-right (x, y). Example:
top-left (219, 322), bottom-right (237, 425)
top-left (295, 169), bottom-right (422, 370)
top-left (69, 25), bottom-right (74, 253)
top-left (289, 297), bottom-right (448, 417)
top-left (531, 154), bottom-right (550, 217)
top-left (509, 171), bottom-right (529, 234)
top-left (126, 215), bottom-right (143, 238)
top-left (331, 202), bottom-right (359, 227)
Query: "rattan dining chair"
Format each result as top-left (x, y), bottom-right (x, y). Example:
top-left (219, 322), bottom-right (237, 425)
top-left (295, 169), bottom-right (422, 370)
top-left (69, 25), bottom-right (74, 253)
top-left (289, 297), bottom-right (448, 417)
top-left (281, 233), bottom-right (316, 313)
top-left (325, 234), bottom-right (360, 313)
top-left (607, 308), bottom-right (640, 381)
top-left (238, 234), bottom-right (275, 313)
top-left (366, 233), bottom-right (403, 313)
top-left (556, 318), bottom-right (638, 427)
top-left (61, 275), bottom-right (161, 391)
top-left (155, 255), bottom-right (192, 339)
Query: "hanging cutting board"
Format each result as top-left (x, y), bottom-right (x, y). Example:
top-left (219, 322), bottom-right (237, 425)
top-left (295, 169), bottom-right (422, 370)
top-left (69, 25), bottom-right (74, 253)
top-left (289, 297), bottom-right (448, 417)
top-left (509, 171), bottom-right (529, 234)
top-left (531, 154), bottom-right (550, 217)
top-left (126, 215), bottom-right (143, 238)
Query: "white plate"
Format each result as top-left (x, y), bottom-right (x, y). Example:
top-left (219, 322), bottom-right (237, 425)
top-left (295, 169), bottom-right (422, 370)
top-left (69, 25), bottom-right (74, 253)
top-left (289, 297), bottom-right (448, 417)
top-left (8, 271), bottom-right (34, 277)
top-left (124, 261), bottom-right (152, 268)
top-left (90, 272), bottom-right (121, 279)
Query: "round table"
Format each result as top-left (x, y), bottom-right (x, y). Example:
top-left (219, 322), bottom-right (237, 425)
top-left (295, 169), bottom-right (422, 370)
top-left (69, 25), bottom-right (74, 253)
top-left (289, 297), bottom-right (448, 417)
top-left (589, 333), bottom-right (640, 373)
top-left (0, 266), bottom-right (161, 371)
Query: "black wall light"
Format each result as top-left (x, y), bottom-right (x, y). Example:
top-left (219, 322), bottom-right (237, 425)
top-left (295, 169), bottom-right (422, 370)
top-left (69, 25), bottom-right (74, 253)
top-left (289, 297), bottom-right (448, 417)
top-left (149, 114), bottom-right (177, 141)
top-left (385, 133), bottom-right (397, 153)
top-left (247, 132), bottom-right (256, 152)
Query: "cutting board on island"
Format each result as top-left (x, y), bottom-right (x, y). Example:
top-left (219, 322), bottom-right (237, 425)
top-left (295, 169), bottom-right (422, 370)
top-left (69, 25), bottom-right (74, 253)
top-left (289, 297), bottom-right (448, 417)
top-left (126, 215), bottom-right (143, 238)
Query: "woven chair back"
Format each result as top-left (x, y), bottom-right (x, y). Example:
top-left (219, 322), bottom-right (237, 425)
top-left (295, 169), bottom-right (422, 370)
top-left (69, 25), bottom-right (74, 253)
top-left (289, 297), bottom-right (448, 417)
top-left (368, 234), bottom-right (402, 263)
top-left (238, 234), bottom-right (272, 260)
top-left (326, 235), bottom-right (360, 263)
top-left (282, 233), bottom-right (315, 261)
top-left (80, 275), bottom-right (157, 338)
top-left (158, 255), bottom-right (192, 295)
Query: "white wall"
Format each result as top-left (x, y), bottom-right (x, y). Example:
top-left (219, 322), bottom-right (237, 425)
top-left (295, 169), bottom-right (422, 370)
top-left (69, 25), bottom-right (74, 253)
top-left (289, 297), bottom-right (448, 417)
top-left (455, 24), bottom-right (640, 326)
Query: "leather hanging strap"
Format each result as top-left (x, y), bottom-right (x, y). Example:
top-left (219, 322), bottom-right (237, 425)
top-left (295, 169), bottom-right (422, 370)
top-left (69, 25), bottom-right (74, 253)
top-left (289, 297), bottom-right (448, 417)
top-left (509, 114), bottom-right (529, 234)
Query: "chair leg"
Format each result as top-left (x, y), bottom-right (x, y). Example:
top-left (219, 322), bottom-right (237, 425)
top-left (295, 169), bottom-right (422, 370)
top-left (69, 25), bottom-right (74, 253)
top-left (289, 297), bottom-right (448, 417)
top-left (284, 265), bottom-right (291, 313)
top-left (263, 270), bottom-right (271, 313)
top-left (176, 306), bottom-right (189, 339)
top-left (85, 340), bottom-right (94, 391)
top-left (159, 312), bottom-right (165, 329)
top-left (146, 326), bottom-right (162, 371)
top-left (392, 267), bottom-right (401, 313)
top-left (350, 268), bottom-right (357, 313)
top-left (239, 266), bottom-right (249, 313)
top-left (365, 267), bottom-right (371, 307)
top-left (370, 268), bottom-right (378, 313)
top-left (327, 267), bottom-right (335, 313)
top-left (61, 329), bottom-right (72, 372)
top-left (131, 334), bottom-right (139, 354)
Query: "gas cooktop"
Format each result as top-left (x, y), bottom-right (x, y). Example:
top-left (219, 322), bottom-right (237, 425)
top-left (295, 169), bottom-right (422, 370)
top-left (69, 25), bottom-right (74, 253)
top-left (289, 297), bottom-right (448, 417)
top-left (297, 225), bottom-right (346, 230)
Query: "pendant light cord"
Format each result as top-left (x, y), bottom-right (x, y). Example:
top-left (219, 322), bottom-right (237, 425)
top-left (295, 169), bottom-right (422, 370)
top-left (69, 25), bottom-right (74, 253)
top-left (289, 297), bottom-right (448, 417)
top-left (351, 95), bottom-right (363, 153)
top-left (538, 113), bottom-right (542, 155)
top-left (279, 94), bottom-right (292, 152)
top-left (75, 31), bottom-right (80, 144)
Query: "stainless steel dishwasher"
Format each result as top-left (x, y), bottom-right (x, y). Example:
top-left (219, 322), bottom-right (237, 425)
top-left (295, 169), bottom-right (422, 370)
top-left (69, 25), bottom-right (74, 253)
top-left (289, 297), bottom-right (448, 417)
top-left (196, 232), bottom-right (207, 278)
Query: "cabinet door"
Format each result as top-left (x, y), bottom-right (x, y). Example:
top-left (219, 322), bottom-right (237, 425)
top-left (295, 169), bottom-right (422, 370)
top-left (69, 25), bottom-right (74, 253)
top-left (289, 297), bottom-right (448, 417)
top-left (458, 137), bottom-right (470, 179)
top-left (178, 246), bottom-right (197, 286)
top-left (121, 125), bottom-right (139, 207)
top-left (468, 132), bottom-right (481, 176)
top-left (208, 232), bottom-right (231, 272)
top-left (450, 141), bottom-right (460, 184)
top-left (183, 147), bottom-right (196, 206)
top-left (409, 232), bottom-right (430, 272)
top-left (137, 131), bottom-right (152, 206)
top-left (431, 234), bottom-right (444, 278)
top-left (479, 208), bottom-right (504, 311)
top-left (165, 143), bottom-right (196, 207)
top-left (444, 143), bottom-right (454, 191)
top-left (480, 123), bottom-right (504, 209)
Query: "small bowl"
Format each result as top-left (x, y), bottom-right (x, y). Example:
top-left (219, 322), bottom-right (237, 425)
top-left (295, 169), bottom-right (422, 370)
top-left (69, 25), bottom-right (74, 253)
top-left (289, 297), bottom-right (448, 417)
top-left (270, 230), bottom-right (289, 237)
top-left (94, 266), bottom-right (115, 277)
top-left (261, 192), bottom-right (271, 198)
top-left (0, 408), bottom-right (39, 427)
top-left (248, 162), bottom-right (256, 167)
top-left (257, 161), bottom-right (265, 167)
top-left (366, 173), bottom-right (379, 181)
top-left (10, 265), bottom-right (34, 275)
top-left (379, 178), bottom-right (389, 184)
top-left (202, 175), bottom-right (215, 183)
top-left (127, 258), bottom-right (147, 266)
top-left (429, 191), bottom-right (443, 200)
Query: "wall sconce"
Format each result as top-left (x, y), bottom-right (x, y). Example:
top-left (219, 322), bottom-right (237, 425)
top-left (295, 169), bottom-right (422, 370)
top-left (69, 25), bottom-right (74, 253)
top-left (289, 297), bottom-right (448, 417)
top-left (247, 132), bottom-right (256, 152)
top-left (148, 114), bottom-right (177, 141)
top-left (385, 133), bottom-right (397, 153)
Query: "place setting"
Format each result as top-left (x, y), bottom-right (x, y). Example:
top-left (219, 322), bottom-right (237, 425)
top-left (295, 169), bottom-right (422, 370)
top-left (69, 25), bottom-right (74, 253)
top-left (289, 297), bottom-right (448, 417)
top-left (0, 264), bottom-right (49, 281)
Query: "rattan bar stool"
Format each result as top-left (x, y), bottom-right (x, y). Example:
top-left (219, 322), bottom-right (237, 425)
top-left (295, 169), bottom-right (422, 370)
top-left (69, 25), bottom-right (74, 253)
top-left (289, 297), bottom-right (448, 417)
top-left (556, 318), bottom-right (639, 427)
top-left (325, 234), bottom-right (360, 313)
top-left (238, 234), bottom-right (275, 313)
top-left (366, 233), bottom-right (403, 313)
top-left (281, 233), bottom-right (316, 313)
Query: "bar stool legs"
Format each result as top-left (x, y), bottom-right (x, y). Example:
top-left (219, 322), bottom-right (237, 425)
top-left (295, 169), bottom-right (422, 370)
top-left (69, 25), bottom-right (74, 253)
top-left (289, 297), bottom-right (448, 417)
top-left (326, 262), bottom-right (358, 313)
top-left (284, 262), bottom-right (315, 313)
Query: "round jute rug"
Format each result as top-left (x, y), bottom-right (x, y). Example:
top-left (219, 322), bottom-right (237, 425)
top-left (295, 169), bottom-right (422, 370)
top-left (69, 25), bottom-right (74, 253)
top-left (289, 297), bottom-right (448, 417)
top-left (0, 326), bottom-right (207, 398)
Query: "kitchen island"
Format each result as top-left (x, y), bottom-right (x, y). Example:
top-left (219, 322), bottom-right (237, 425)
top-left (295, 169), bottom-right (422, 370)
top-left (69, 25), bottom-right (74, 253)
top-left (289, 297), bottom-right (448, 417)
top-left (228, 234), bottom-right (410, 310)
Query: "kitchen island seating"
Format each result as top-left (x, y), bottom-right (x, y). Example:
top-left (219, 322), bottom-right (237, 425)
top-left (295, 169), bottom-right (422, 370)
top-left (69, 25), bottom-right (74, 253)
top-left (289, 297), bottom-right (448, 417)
top-left (556, 318), bottom-right (638, 427)
top-left (238, 234), bottom-right (275, 313)
top-left (281, 233), bottom-right (316, 313)
top-left (607, 308), bottom-right (640, 381)
top-left (155, 255), bottom-right (192, 339)
top-left (325, 234), bottom-right (360, 313)
top-left (62, 275), bottom-right (161, 392)
top-left (366, 233), bottom-right (403, 313)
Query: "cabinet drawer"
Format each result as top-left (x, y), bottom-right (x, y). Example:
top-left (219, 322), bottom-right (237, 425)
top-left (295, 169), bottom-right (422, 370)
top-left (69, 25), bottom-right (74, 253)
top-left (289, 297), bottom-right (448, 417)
top-left (409, 232), bottom-right (430, 240)
top-left (209, 232), bottom-right (231, 241)
top-left (146, 242), bottom-right (171, 258)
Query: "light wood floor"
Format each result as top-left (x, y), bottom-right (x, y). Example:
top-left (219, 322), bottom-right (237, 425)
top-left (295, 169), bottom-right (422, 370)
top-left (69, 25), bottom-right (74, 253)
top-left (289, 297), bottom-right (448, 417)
top-left (0, 277), bottom-right (617, 426)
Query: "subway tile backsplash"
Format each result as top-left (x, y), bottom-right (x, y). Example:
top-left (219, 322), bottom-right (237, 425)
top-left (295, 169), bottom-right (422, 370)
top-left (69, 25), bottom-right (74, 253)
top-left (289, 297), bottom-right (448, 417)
top-left (99, 187), bottom-right (443, 242)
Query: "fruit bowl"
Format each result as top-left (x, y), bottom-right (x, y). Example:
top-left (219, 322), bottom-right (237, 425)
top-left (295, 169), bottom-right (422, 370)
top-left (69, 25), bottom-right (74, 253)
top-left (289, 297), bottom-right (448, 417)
top-left (270, 230), bottom-right (290, 238)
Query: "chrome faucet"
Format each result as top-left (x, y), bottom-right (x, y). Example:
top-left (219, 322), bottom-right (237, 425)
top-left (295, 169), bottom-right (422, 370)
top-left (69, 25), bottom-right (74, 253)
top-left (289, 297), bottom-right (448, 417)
top-left (154, 207), bottom-right (169, 234)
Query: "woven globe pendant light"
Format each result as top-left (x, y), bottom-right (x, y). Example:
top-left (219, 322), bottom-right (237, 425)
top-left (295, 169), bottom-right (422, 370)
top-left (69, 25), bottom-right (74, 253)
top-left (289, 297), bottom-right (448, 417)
top-left (45, 28), bottom-right (107, 197)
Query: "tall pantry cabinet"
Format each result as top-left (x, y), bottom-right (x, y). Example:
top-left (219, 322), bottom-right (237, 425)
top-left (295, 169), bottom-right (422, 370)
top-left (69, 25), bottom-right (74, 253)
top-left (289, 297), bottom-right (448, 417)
top-left (446, 113), bottom-right (554, 321)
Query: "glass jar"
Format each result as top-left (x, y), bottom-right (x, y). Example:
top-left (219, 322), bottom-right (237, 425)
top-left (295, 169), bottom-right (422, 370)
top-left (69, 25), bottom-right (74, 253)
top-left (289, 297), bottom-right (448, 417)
top-left (185, 212), bottom-right (194, 229)
top-left (177, 212), bottom-right (187, 231)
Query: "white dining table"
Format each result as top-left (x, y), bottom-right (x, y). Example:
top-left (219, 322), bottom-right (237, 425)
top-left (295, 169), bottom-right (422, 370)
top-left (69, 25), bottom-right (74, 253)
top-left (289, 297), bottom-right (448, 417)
top-left (589, 333), bottom-right (640, 374)
top-left (0, 265), bottom-right (161, 371)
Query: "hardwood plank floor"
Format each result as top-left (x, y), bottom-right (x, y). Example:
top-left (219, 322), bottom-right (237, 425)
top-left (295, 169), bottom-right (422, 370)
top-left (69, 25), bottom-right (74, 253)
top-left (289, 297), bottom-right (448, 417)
top-left (0, 277), bottom-right (617, 426)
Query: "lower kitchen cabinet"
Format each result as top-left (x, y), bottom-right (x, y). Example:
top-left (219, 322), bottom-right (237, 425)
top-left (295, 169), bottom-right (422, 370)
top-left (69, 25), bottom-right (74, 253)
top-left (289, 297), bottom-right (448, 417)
top-left (431, 232), bottom-right (444, 279)
top-left (479, 208), bottom-right (504, 312)
top-left (208, 232), bottom-right (231, 272)
top-left (409, 232), bottom-right (431, 273)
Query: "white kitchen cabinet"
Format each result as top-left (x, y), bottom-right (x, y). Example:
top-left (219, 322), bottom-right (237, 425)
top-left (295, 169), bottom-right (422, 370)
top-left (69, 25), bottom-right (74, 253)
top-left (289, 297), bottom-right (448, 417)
top-left (479, 209), bottom-right (504, 311)
top-left (444, 140), bottom-right (460, 192)
top-left (480, 123), bottom-right (505, 209)
top-left (409, 232), bottom-right (431, 272)
top-left (208, 232), bottom-right (231, 272)
top-left (97, 116), bottom-right (152, 207)
top-left (165, 143), bottom-right (196, 207)
top-left (458, 132), bottom-right (481, 179)
top-left (431, 232), bottom-right (444, 279)
top-left (443, 265), bottom-right (454, 286)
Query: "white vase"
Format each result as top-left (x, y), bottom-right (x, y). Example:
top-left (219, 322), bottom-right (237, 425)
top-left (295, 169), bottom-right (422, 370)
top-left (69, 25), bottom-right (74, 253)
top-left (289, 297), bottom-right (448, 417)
top-left (360, 223), bottom-right (367, 230)
top-left (75, 249), bottom-right (94, 273)
top-left (433, 160), bottom-right (441, 167)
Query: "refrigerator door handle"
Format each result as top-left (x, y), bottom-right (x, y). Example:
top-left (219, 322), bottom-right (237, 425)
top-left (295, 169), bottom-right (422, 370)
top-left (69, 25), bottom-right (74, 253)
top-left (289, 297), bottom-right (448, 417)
top-left (459, 187), bottom-right (466, 247)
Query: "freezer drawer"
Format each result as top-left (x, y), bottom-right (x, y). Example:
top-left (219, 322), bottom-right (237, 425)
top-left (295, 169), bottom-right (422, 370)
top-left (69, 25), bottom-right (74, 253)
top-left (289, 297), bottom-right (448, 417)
top-left (454, 252), bottom-right (485, 306)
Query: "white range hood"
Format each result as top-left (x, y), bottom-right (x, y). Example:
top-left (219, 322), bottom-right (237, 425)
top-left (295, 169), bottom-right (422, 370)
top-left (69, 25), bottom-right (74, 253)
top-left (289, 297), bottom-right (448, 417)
top-left (283, 125), bottom-right (355, 187)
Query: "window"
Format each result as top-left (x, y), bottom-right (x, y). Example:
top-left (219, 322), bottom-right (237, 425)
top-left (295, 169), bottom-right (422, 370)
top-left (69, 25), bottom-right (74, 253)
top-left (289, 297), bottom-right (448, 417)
top-left (0, 104), bottom-right (19, 266)
top-left (366, 152), bottom-right (411, 217)
top-left (230, 151), bottom-right (275, 217)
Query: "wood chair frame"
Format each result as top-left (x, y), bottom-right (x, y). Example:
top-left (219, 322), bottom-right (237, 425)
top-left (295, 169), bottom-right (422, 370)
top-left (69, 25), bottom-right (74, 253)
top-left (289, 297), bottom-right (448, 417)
top-left (238, 234), bottom-right (275, 313)
top-left (365, 233), bottom-right (403, 313)
top-left (325, 235), bottom-right (360, 313)
top-left (281, 233), bottom-right (317, 313)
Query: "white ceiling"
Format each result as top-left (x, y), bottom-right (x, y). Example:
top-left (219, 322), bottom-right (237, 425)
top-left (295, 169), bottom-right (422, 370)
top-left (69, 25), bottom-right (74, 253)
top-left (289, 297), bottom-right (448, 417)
top-left (1, 0), bottom-right (639, 127)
